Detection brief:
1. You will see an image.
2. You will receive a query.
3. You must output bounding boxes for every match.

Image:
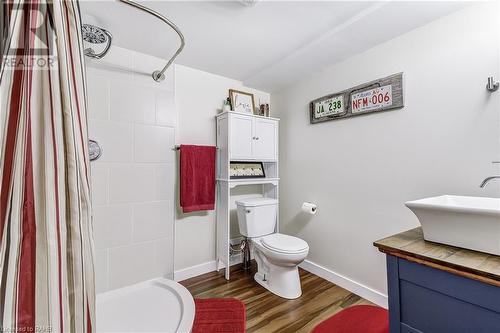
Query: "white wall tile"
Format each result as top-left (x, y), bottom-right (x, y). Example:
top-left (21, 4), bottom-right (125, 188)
top-left (133, 201), bottom-right (174, 242)
top-left (91, 164), bottom-right (108, 206)
top-left (108, 165), bottom-right (156, 203)
top-left (86, 74), bottom-right (110, 121)
top-left (88, 121), bottom-right (134, 162)
top-left (154, 237), bottom-right (174, 278)
top-left (110, 82), bottom-right (155, 124)
top-left (156, 91), bottom-right (176, 126)
top-left (87, 47), bottom-right (178, 291)
top-left (134, 125), bottom-right (175, 163)
top-left (108, 242), bottom-right (157, 289)
top-left (95, 249), bottom-right (108, 293)
top-left (93, 205), bottom-right (133, 249)
top-left (155, 164), bottom-right (174, 200)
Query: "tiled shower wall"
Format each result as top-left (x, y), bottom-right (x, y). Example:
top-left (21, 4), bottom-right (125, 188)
top-left (85, 48), bottom-right (176, 293)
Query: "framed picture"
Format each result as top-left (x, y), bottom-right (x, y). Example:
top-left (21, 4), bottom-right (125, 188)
top-left (230, 161), bottom-right (265, 179)
top-left (229, 89), bottom-right (255, 115)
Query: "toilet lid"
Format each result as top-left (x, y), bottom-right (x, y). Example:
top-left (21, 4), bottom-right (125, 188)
top-left (261, 233), bottom-right (309, 253)
top-left (235, 197), bottom-right (278, 207)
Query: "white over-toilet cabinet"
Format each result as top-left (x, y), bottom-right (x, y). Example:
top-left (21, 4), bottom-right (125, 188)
top-left (229, 113), bottom-right (278, 161)
top-left (216, 111), bottom-right (279, 280)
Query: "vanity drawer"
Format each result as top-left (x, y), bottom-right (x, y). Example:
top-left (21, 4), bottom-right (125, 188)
top-left (399, 258), bottom-right (500, 313)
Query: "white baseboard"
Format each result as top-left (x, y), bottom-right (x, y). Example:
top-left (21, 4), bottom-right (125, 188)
top-left (174, 255), bottom-right (244, 282)
top-left (175, 237), bottom-right (247, 281)
top-left (300, 260), bottom-right (388, 308)
top-left (174, 261), bottom-right (218, 282)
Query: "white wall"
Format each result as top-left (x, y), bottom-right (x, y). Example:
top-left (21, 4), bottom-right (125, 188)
top-left (86, 47), bottom-right (176, 292)
top-left (273, 3), bottom-right (500, 304)
top-left (87, 51), bottom-right (270, 287)
top-left (174, 65), bottom-right (270, 273)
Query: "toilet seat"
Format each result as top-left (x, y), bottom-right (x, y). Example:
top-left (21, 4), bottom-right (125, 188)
top-left (260, 233), bottom-right (309, 254)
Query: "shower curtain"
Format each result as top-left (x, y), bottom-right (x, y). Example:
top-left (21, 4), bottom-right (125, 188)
top-left (0, 1), bottom-right (94, 332)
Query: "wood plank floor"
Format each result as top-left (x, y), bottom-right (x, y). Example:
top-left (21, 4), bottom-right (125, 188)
top-left (180, 262), bottom-right (373, 333)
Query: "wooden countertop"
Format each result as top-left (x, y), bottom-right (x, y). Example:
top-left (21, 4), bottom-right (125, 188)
top-left (374, 227), bottom-right (500, 287)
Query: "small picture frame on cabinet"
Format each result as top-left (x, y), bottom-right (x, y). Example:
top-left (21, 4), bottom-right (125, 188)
top-left (229, 89), bottom-right (255, 115)
top-left (230, 161), bottom-right (266, 179)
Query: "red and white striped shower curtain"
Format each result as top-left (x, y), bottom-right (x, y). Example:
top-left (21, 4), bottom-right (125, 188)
top-left (0, 1), bottom-right (94, 332)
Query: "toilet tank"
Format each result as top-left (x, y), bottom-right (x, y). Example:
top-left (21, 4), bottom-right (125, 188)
top-left (236, 198), bottom-right (278, 237)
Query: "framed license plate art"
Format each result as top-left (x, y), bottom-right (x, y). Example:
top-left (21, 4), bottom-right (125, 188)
top-left (309, 72), bottom-right (404, 124)
top-left (230, 161), bottom-right (265, 179)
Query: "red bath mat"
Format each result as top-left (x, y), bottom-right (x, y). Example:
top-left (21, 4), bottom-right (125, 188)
top-left (311, 305), bottom-right (388, 333)
top-left (192, 298), bottom-right (246, 333)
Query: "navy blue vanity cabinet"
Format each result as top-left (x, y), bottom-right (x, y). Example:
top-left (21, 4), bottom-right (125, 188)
top-left (374, 228), bottom-right (500, 333)
top-left (386, 255), bottom-right (500, 333)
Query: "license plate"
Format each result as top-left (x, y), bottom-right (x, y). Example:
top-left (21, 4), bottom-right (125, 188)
top-left (314, 95), bottom-right (345, 118)
top-left (351, 85), bottom-right (393, 114)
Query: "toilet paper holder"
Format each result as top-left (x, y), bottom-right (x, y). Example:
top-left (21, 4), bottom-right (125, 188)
top-left (302, 202), bottom-right (317, 215)
top-left (487, 77), bottom-right (499, 92)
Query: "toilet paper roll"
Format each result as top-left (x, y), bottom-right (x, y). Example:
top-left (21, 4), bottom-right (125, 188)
top-left (301, 202), bottom-right (317, 215)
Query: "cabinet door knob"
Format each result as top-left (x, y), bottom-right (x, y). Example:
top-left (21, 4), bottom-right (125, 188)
top-left (256, 137), bottom-right (259, 140)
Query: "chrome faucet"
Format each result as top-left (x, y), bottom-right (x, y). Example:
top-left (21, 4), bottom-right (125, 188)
top-left (480, 176), bottom-right (500, 188)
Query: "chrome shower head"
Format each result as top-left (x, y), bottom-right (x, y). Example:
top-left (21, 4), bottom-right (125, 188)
top-left (82, 24), bottom-right (112, 59)
top-left (82, 24), bottom-right (108, 44)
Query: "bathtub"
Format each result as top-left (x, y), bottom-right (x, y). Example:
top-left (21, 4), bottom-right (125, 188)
top-left (97, 278), bottom-right (195, 332)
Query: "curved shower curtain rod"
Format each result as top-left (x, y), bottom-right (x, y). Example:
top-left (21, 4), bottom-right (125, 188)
top-left (107, 0), bottom-right (185, 82)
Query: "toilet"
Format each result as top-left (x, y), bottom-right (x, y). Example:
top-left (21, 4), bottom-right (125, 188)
top-left (236, 197), bottom-right (309, 299)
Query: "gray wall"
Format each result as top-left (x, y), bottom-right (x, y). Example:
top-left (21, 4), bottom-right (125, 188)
top-left (273, 3), bottom-right (500, 301)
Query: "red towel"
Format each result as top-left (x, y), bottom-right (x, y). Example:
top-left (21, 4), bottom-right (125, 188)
top-left (180, 145), bottom-right (216, 213)
top-left (192, 298), bottom-right (246, 333)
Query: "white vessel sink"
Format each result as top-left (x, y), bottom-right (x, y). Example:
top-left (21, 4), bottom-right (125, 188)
top-left (405, 195), bottom-right (500, 255)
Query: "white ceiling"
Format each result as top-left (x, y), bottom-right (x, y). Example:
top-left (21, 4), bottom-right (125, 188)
top-left (80, 1), bottom-right (470, 92)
